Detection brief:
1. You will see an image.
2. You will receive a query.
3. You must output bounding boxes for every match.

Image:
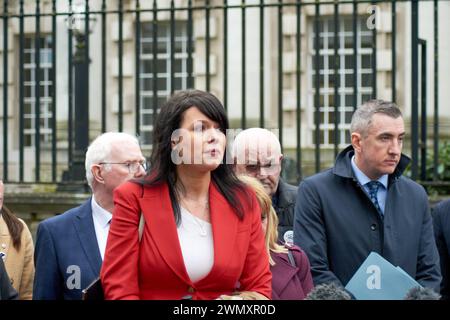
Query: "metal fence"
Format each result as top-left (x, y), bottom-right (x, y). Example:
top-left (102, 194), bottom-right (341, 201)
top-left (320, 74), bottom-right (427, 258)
top-left (0, 0), bottom-right (447, 187)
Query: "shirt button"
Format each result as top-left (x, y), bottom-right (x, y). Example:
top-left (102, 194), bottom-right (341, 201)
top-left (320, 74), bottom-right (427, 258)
top-left (371, 224), bottom-right (377, 231)
top-left (187, 286), bottom-right (195, 293)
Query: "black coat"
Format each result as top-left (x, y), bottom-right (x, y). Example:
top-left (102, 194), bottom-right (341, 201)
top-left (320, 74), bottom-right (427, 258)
top-left (0, 258), bottom-right (18, 300)
top-left (294, 145), bottom-right (441, 291)
top-left (273, 179), bottom-right (297, 244)
top-left (432, 199), bottom-right (450, 299)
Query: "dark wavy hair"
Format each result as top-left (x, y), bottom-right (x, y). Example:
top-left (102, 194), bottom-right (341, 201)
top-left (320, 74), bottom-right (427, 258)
top-left (140, 89), bottom-right (248, 225)
top-left (1, 205), bottom-right (23, 251)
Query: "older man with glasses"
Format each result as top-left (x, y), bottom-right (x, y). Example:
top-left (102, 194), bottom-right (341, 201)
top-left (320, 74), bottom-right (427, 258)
top-left (33, 132), bottom-right (146, 300)
top-left (232, 128), bottom-right (298, 245)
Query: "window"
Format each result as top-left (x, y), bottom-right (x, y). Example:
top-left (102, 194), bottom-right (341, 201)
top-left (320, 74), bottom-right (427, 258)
top-left (309, 16), bottom-right (373, 147)
top-left (23, 35), bottom-right (53, 147)
top-left (139, 21), bottom-right (190, 146)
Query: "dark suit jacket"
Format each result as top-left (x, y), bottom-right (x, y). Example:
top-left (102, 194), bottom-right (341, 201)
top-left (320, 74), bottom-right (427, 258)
top-left (0, 258), bottom-right (18, 300)
top-left (273, 179), bottom-right (298, 243)
top-left (432, 199), bottom-right (450, 299)
top-left (101, 181), bottom-right (272, 300)
top-left (33, 199), bottom-right (102, 300)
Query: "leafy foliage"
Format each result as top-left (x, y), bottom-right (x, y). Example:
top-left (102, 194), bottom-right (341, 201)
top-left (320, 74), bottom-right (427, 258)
top-left (403, 140), bottom-right (450, 197)
top-left (425, 140), bottom-right (450, 181)
top-left (404, 141), bottom-right (450, 180)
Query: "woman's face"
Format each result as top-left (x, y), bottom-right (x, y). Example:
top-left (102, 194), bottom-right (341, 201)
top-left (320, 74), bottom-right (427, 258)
top-left (172, 106), bottom-right (226, 171)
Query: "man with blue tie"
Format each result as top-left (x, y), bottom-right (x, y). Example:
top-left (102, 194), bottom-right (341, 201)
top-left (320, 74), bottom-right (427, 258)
top-left (294, 100), bottom-right (441, 292)
top-left (33, 132), bottom-right (146, 299)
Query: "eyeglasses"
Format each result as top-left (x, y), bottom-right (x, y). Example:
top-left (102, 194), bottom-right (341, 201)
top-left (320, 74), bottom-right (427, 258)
top-left (99, 161), bottom-right (148, 173)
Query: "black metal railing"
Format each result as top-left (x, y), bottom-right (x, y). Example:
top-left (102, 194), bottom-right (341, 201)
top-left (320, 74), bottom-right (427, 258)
top-left (0, 0), bottom-right (447, 187)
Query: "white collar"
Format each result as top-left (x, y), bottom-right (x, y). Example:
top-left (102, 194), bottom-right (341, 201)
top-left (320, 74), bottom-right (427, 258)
top-left (351, 156), bottom-right (388, 189)
top-left (91, 196), bottom-right (112, 228)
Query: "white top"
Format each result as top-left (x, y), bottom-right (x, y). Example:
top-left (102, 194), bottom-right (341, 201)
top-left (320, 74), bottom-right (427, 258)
top-left (177, 206), bottom-right (214, 283)
top-left (91, 196), bottom-right (112, 260)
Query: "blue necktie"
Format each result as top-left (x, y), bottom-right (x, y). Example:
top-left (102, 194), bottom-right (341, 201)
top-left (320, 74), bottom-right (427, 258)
top-left (366, 181), bottom-right (383, 215)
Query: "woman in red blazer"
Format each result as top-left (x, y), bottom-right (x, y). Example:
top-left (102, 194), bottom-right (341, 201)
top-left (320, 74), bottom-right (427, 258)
top-left (101, 90), bottom-right (272, 300)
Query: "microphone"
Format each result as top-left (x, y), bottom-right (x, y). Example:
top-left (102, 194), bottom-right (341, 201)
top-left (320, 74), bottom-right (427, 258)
top-left (305, 282), bottom-right (352, 300)
top-left (404, 287), bottom-right (441, 300)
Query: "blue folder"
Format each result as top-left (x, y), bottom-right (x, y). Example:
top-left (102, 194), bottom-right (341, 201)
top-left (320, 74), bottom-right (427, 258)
top-left (345, 252), bottom-right (421, 300)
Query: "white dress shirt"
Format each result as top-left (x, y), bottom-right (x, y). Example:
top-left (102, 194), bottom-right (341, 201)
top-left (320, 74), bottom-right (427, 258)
top-left (91, 196), bottom-right (112, 260)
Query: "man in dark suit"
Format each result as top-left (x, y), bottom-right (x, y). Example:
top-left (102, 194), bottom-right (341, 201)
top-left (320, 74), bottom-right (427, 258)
top-left (432, 199), bottom-right (450, 299)
top-left (232, 128), bottom-right (297, 244)
top-left (0, 258), bottom-right (17, 300)
top-left (33, 132), bottom-right (146, 299)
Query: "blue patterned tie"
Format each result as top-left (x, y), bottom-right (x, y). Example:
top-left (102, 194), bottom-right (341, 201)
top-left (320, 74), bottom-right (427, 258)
top-left (366, 181), bottom-right (382, 215)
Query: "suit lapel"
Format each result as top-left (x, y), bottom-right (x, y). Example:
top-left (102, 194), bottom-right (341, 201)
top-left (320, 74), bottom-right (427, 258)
top-left (72, 199), bottom-right (103, 276)
top-left (139, 184), bottom-right (192, 285)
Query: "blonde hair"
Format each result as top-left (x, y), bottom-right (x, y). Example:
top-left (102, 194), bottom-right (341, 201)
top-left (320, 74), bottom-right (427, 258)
top-left (238, 175), bottom-right (287, 265)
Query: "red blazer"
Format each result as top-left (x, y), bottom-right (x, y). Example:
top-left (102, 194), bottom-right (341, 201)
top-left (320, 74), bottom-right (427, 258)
top-left (101, 181), bottom-right (272, 300)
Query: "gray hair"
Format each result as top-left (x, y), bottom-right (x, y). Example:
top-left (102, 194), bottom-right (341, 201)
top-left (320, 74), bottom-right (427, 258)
top-left (350, 99), bottom-right (402, 137)
top-left (232, 128), bottom-right (282, 161)
top-left (85, 132), bottom-right (140, 188)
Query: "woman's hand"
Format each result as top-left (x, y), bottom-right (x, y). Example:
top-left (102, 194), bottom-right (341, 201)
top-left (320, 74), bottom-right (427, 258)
top-left (216, 291), bottom-right (268, 300)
